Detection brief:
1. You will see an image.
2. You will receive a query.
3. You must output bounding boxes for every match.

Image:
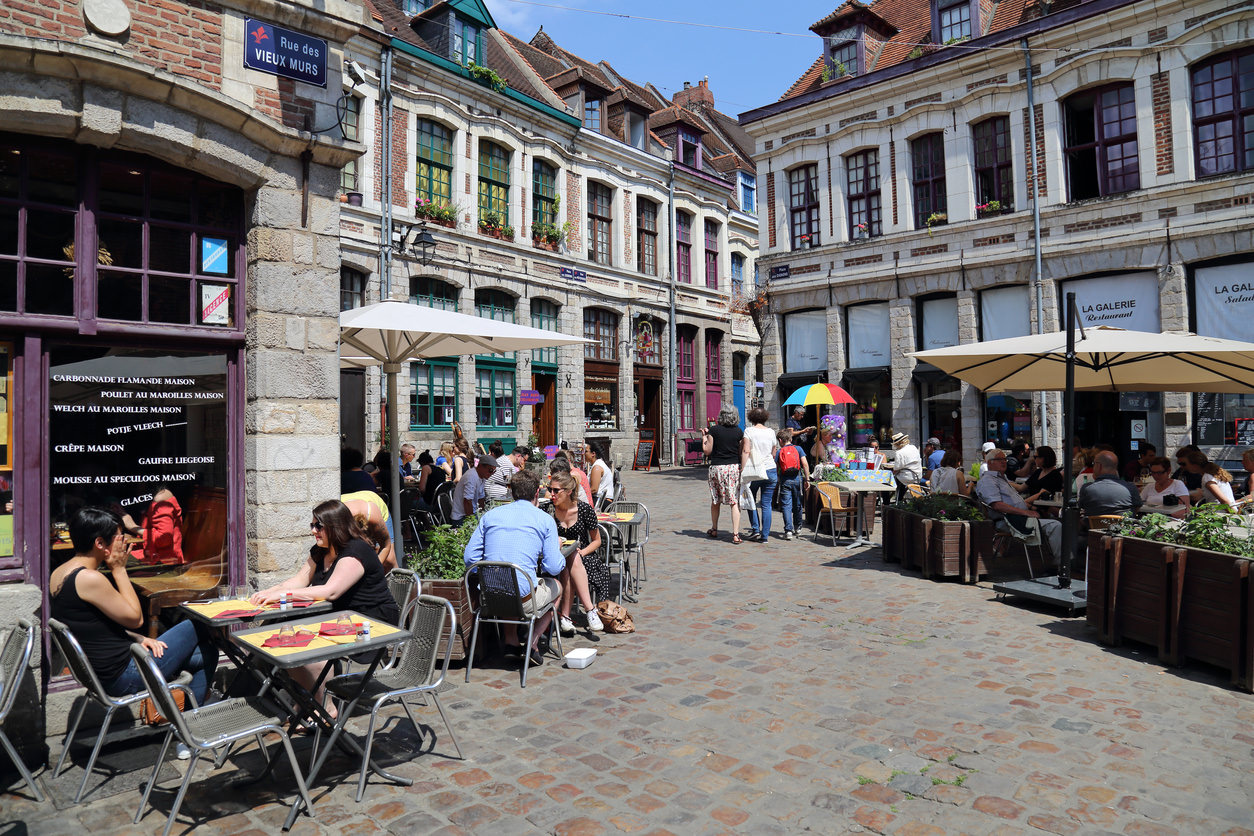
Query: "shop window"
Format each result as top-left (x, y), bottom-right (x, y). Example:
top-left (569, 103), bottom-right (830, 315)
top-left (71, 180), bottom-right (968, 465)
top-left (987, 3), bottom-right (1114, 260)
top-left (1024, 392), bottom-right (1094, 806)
top-left (637, 199), bottom-right (658, 276)
top-left (1064, 83), bottom-right (1140, 200)
top-left (784, 309), bottom-right (827, 374)
top-left (340, 266), bottom-right (365, 312)
top-left (530, 298), bottom-right (559, 366)
top-left (917, 294), bottom-right (959, 351)
top-left (583, 307), bottom-right (617, 361)
top-left (676, 211), bottom-right (692, 283)
top-left (973, 116), bottom-right (1013, 214)
top-left (789, 164), bottom-right (820, 249)
top-left (340, 96), bottom-right (361, 192)
top-left (985, 391), bottom-right (1033, 447)
top-left (584, 377), bottom-right (618, 430)
top-left (846, 373), bottom-right (891, 447)
top-left (586, 181), bottom-right (612, 266)
top-left (411, 361), bottom-right (457, 428)
top-left (478, 141), bottom-right (510, 228)
top-left (846, 150), bottom-right (881, 238)
top-left (704, 220), bottom-right (719, 289)
top-left (0, 133), bottom-right (244, 331)
top-left (1191, 48), bottom-right (1254, 176)
top-left (911, 133), bottom-right (947, 229)
top-left (917, 375), bottom-right (961, 453)
top-left (416, 119), bottom-right (454, 207)
top-left (532, 160), bottom-right (557, 229)
top-left (846, 301), bottom-right (890, 368)
top-left (979, 285), bottom-right (1030, 340)
top-left (475, 366), bottom-right (515, 429)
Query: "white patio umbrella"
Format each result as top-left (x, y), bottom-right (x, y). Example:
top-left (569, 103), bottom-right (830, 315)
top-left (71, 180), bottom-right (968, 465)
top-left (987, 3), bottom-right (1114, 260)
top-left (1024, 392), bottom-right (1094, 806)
top-left (910, 325), bottom-right (1254, 393)
top-left (339, 300), bottom-right (591, 553)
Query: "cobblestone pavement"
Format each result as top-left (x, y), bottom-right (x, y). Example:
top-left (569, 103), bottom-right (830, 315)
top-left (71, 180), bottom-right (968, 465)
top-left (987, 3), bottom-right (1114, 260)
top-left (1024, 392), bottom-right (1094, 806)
top-left (6, 466), bottom-right (1254, 835)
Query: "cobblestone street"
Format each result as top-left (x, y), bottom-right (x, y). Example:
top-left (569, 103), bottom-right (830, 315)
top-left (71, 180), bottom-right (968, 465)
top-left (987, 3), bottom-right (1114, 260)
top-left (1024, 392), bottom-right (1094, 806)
top-left (6, 466), bottom-right (1254, 835)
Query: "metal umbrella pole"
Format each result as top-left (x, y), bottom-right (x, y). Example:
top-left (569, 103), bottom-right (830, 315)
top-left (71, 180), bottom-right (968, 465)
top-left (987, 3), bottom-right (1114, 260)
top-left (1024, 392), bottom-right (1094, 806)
top-left (1057, 292), bottom-right (1079, 590)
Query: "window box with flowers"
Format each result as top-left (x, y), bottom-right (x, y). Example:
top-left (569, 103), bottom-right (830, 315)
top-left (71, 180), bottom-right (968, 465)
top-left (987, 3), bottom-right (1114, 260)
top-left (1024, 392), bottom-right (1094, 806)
top-left (478, 211), bottom-right (515, 241)
top-left (530, 196), bottom-right (570, 252)
top-left (925, 212), bottom-right (948, 236)
top-left (851, 222), bottom-right (870, 240)
top-left (975, 200), bottom-right (1010, 219)
top-left (415, 197), bottom-right (459, 228)
top-left (794, 234), bottom-right (818, 251)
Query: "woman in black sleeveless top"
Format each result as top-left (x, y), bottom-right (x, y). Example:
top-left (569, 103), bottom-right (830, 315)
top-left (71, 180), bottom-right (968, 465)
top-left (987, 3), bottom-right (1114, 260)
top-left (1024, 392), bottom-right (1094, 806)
top-left (251, 499), bottom-right (399, 711)
top-left (50, 507), bottom-right (218, 703)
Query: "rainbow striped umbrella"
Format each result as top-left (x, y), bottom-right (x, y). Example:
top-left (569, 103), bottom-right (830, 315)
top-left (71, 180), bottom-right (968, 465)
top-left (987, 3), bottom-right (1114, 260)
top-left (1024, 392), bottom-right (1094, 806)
top-left (782, 383), bottom-right (857, 407)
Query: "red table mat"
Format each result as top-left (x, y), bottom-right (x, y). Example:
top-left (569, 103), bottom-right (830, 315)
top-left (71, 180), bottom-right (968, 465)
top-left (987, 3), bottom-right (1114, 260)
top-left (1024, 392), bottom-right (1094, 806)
top-left (318, 623), bottom-right (357, 636)
top-left (214, 608), bottom-right (264, 619)
top-left (261, 633), bottom-right (316, 648)
top-left (263, 600), bottom-right (316, 609)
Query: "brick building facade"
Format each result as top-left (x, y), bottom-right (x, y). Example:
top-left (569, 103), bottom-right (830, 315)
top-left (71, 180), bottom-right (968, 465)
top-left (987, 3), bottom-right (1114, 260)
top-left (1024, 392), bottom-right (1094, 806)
top-left (742, 0), bottom-right (1254, 468)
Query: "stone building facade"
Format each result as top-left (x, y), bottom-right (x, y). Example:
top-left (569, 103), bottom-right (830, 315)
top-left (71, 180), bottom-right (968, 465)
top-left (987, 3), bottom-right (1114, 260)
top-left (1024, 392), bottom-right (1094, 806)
top-left (339, 0), bottom-right (760, 468)
top-left (741, 0), bottom-right (1254, 468)
top-left (0, 0), bottom-right (362, 759)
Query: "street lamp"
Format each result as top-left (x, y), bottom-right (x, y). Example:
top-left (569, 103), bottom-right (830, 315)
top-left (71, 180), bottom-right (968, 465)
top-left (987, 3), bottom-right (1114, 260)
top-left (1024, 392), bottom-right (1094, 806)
top-left (394, 221), bottom-right (437, 266)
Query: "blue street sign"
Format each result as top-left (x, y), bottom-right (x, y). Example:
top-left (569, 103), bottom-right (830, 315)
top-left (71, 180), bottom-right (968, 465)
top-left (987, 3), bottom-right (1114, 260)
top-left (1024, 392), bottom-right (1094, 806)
top-left (243, 18), bottom-right (327, 88)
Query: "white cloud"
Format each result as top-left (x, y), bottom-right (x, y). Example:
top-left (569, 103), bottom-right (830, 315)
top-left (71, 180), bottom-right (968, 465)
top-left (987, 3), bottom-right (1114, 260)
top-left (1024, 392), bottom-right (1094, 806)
top-left (484, 0), bottom-right (541, 34)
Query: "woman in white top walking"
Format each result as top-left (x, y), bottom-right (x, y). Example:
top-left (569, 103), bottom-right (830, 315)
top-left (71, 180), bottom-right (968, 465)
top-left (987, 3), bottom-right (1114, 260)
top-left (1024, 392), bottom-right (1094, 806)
top-left (742, 407), bottom-right (779, 542)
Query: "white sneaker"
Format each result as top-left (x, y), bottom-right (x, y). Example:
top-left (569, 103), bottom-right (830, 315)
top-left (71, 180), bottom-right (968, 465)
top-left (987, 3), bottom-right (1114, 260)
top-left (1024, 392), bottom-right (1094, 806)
top-left (785, 530), bottom-right (795, 540)
top-left (175, 743), bottom-right (191, 760)
top-left (585, 609), bottom-right (604, 632)
top-left (558, 615), bottom-right (575, 636)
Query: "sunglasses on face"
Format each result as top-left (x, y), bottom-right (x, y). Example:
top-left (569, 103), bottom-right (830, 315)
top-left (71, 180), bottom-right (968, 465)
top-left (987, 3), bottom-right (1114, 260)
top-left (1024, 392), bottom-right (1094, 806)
top-left (1150, 469), bottom-right (1167, 475)
top-left (310, 521), bottom-right (324, 532)
top-left (548, 486), bottom-right (566, 494)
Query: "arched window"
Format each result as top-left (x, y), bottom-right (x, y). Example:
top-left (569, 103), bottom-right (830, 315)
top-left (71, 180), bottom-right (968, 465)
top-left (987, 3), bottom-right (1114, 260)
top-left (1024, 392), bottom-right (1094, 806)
top-left (972, 116), bottom-right (1013, 214)
top-left (532, 160), bottom-right (557, 228)
top-left (531, 298), bottom-right (560, 366)
top-left (1064, 83), bottom-right (1140, 199)
top-left (409, 276), bottom-right (458, 311)
top-left (586, 181), bottom-right (612, 265)
top-left (416, 119), bottom-right (453, 206)
top-left (1192, 49), bottom-right (1254, 176)
top-left (788, 165), bottom-right (820, 249)
top-left (676, 211), bottom-right (692, 282)
top-left (637, 198), bottom-right (658, 276)
top-left (477, 141), bottom-right (510, 225)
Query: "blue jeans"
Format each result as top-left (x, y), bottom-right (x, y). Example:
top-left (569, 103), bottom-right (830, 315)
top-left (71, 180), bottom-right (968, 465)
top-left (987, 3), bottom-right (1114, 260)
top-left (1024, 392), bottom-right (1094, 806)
top-left (778, 473), bottom-right (804, 533)
top-left (746, 469), bottom-right (777, 539)
top-left (106, 619), bottom-right (219, 704)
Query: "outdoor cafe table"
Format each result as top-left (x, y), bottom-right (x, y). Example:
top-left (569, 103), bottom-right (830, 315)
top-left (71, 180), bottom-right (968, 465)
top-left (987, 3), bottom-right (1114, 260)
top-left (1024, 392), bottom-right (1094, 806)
top-left (231, 611), bottom-right (412, 830)
top-left (823, 473), bottom-right (896, 548)
top-left (597, 508), bottom-right (644, 598)
top-left (178, 597), bottom-right (333, 687)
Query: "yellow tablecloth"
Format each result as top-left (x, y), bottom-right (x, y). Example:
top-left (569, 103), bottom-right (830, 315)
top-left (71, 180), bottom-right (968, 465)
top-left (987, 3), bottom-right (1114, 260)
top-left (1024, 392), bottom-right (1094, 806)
top-left (183, 598), bottom-right (325, 619)
top-left (235, 617), bottom-right (403, 658)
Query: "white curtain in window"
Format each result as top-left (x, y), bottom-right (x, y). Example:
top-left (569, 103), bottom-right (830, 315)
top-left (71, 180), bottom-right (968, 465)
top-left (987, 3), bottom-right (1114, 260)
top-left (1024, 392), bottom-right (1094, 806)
top-left (980, 285), bottom-right (1031, 341)
top-left (784, 309), bottom-right (828, 373)
top-left (847, 303), bottom-right (889, 367)
top-left (1060, 272), bottom-right (1160, 331)
top-left (920, 297), bottom-right (959, 350)
top-left (1194, 263), bottom-right (1254, 340)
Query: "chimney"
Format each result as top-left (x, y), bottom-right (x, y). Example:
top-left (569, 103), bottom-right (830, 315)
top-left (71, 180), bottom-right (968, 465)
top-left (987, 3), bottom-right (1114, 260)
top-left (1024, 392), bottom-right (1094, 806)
top-left (672, 78), bottom-right (714, 109)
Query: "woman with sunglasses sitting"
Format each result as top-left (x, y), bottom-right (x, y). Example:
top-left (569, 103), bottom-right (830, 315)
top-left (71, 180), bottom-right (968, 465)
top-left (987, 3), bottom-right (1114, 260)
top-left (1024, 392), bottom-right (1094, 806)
top-left (548, 471), bottom-right (606, 635)
top-left (251, 500), bottom-right (399, 707)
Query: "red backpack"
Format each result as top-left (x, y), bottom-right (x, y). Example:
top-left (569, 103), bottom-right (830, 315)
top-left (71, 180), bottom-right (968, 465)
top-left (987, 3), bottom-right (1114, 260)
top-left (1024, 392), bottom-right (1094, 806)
top-left (777, 444), bottom-right (802, 479)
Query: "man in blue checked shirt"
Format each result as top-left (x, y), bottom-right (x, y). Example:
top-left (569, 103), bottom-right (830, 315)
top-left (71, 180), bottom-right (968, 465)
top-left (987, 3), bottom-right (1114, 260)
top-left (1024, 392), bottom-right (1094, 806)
top-left (463, 469), bottom-right (565, 665)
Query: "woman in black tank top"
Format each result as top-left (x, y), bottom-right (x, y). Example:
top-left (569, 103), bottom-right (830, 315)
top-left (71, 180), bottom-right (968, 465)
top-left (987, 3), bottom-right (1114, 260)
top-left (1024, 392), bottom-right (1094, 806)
top-left (49, 507), bottom-right (218, 703)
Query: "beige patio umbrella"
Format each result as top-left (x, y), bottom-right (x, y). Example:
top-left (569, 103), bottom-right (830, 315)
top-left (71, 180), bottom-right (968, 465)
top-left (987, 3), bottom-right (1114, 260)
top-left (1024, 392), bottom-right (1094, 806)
top-left (340, 301), bottom-right (591, 552)
top-left (910, 325), bottom-right (1254, 393)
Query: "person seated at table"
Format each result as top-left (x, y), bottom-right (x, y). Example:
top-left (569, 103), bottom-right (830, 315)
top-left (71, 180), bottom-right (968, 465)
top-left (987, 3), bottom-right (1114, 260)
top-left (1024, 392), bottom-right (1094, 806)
top-left (923, 438), bottom-right (944, 481)
top-left (810, 427), bottom-right (834, 468)
top-left (463, 470), bottom-right (566, 666)
top-left (975, 449), bottom-right (1063, 561)
top-left (975, 441), bottom-right (997, 479)
top-left (341, 488), bottom-right (392, 543)
top-left (1172, 444), bottom-right (1203, 499)
top-left (451, 437), bottom-right (475, 484)
top-left (1187, 451), bottom-right (1237, 509)
top-left (1016, 445), bottom-right (1063, 504)
top-left (51, 507), bottom-right (219, 708)
top-left (484, 444), bottom-right (527, 503)
top-left (1140, 456), bottom-right (1190, 519)
top-left (928, 450), bottom-right (969, 496)
top-left (1124, 443), bottom-right (1157, 482)
top-left (451, 455), bottom-right (496, 526)
top-left (890, 432), bottom-right (923, 504)
top-left (1007, 439), bottom-right (1033, 481)
top-left (398, 443), bottom-right (417, 486)
top-left (1072, 447), bottom-right (1097, 495)
top-left (1242, 449), bottom-right (1254, 501)
top-left (340, 447), bottom-right (376, 495)
top-left (251, 500), bottom-right (399, 712)
top-left (548, 470), bottom-right (606, 635)
top-left (549, 456), bottom-right (592, 504)
top-left (415, 450), bottom-right (444, 509)
top-left (130, 484), bottom-right (185, 566)
top-left (867, 438), bottom-right (885, 470)
top-left (435, 441), bottom-right (456, 476)
top-left (1078, 451), bottom-right (1142, 519)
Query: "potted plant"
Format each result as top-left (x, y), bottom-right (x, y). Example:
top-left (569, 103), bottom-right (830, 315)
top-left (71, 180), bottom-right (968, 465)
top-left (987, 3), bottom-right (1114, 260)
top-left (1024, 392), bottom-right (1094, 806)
top-left (524, 433), bottom-right (549, 478)
top-left (975, 199), bottom-right (1003, 219)
top-left (478, 211), bottom-right (515, 241)
top-left (852, 222), bottom-right (869, 240)
top-left (409, 516), bottom-right (481, 660)
top-left (925, 212), bottom-right (948, 236)
top-left (415, 196), bottom-right (459, 228)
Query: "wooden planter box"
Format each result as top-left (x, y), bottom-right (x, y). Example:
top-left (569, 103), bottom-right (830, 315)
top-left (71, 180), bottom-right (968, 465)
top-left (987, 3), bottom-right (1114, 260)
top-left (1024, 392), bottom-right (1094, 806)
top-left (903, 513), bottom-right (931, 572)
top-left (1172, 548), bottom-right (1249, 684)
top-left (532, 237), bottom-right (559, 252)
top-left (881, 505), bottom-right (904, 563)
top-left (421, 577), bottom-right (477, 661)
top-left (921, 518), bottom-right (966, 580)
top-left (1085, 531), bottom-right (1113, 640)
top-left (1088, 534), bottom-right (1177, 661)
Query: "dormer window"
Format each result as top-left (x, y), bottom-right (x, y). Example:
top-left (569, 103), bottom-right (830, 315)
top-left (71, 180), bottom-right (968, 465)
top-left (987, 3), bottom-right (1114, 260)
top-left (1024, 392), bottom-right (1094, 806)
top-left (679, 129), bottom-right (701, 168)
top-left (830, 40), bottom-right (858, 77)
top-left (400, 0), bottom-right (430, 14)
top-left (453, 19), bottom-right (481, 66)
top-left (936, 0), bottom-right (973, 43)
top-left (626, 110), bottom-right (647, 149)
top-left (584, 97), bottom-right (602, 132)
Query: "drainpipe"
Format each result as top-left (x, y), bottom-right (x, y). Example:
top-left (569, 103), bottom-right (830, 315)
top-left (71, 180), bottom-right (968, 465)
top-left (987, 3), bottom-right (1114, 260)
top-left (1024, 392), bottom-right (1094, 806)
top-left (379, 45), bottom-right (394, 299)
top-left (667, 153), bottom-right (678, 465)
top-left (1024, 37), bottom-right (1048, 446)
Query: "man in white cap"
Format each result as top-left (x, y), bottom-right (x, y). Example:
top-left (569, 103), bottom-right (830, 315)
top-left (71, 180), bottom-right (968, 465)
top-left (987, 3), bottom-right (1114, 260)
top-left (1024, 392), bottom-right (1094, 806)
top-left (890, 432), bottom-right (922, 502)
top-left (978, 441), bottom-right (997, 478)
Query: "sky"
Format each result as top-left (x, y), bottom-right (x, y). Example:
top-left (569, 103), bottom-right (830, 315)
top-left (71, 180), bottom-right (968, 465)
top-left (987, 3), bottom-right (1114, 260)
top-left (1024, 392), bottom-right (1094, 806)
top-left (481, 0), bottom-right (837, 119)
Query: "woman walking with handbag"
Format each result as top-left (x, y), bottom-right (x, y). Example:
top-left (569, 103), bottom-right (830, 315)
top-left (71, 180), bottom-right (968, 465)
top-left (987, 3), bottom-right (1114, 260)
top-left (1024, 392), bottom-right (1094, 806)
top-left (703, 404), bottom-right (749, 543)
top-left (742, 407), bottom-right (778, 542)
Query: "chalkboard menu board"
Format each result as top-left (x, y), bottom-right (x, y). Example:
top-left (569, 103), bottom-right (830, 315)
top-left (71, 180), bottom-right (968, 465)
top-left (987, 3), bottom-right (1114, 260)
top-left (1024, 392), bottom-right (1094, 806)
top-left (1236, 419), bottom-right (1254, 448)
top-left (1194, 392), bottom-right (1225, 445)
top-left (632, 441), bottom-right (654, 471)
top-left (49, 348), bottom-right (228, 527)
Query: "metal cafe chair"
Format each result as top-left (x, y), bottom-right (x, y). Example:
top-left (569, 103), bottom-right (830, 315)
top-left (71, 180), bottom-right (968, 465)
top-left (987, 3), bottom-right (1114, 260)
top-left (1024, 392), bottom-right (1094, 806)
top-left (813, 484), bottom-right (857, 546)
top-left (608, 501), bottom-right (650, 593)
top-left (464, 561), bottom-right (564, 688)
top-left (0, 618), bottom-right (44, 802)
top-left (595, 521), bottom-right (633, 605)
top-left (47, 618), bottom-right (194, 805)
top-left (129, 643), bottom-right (314, 836)
top-left (323, 594), bottom-right (463, 802)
